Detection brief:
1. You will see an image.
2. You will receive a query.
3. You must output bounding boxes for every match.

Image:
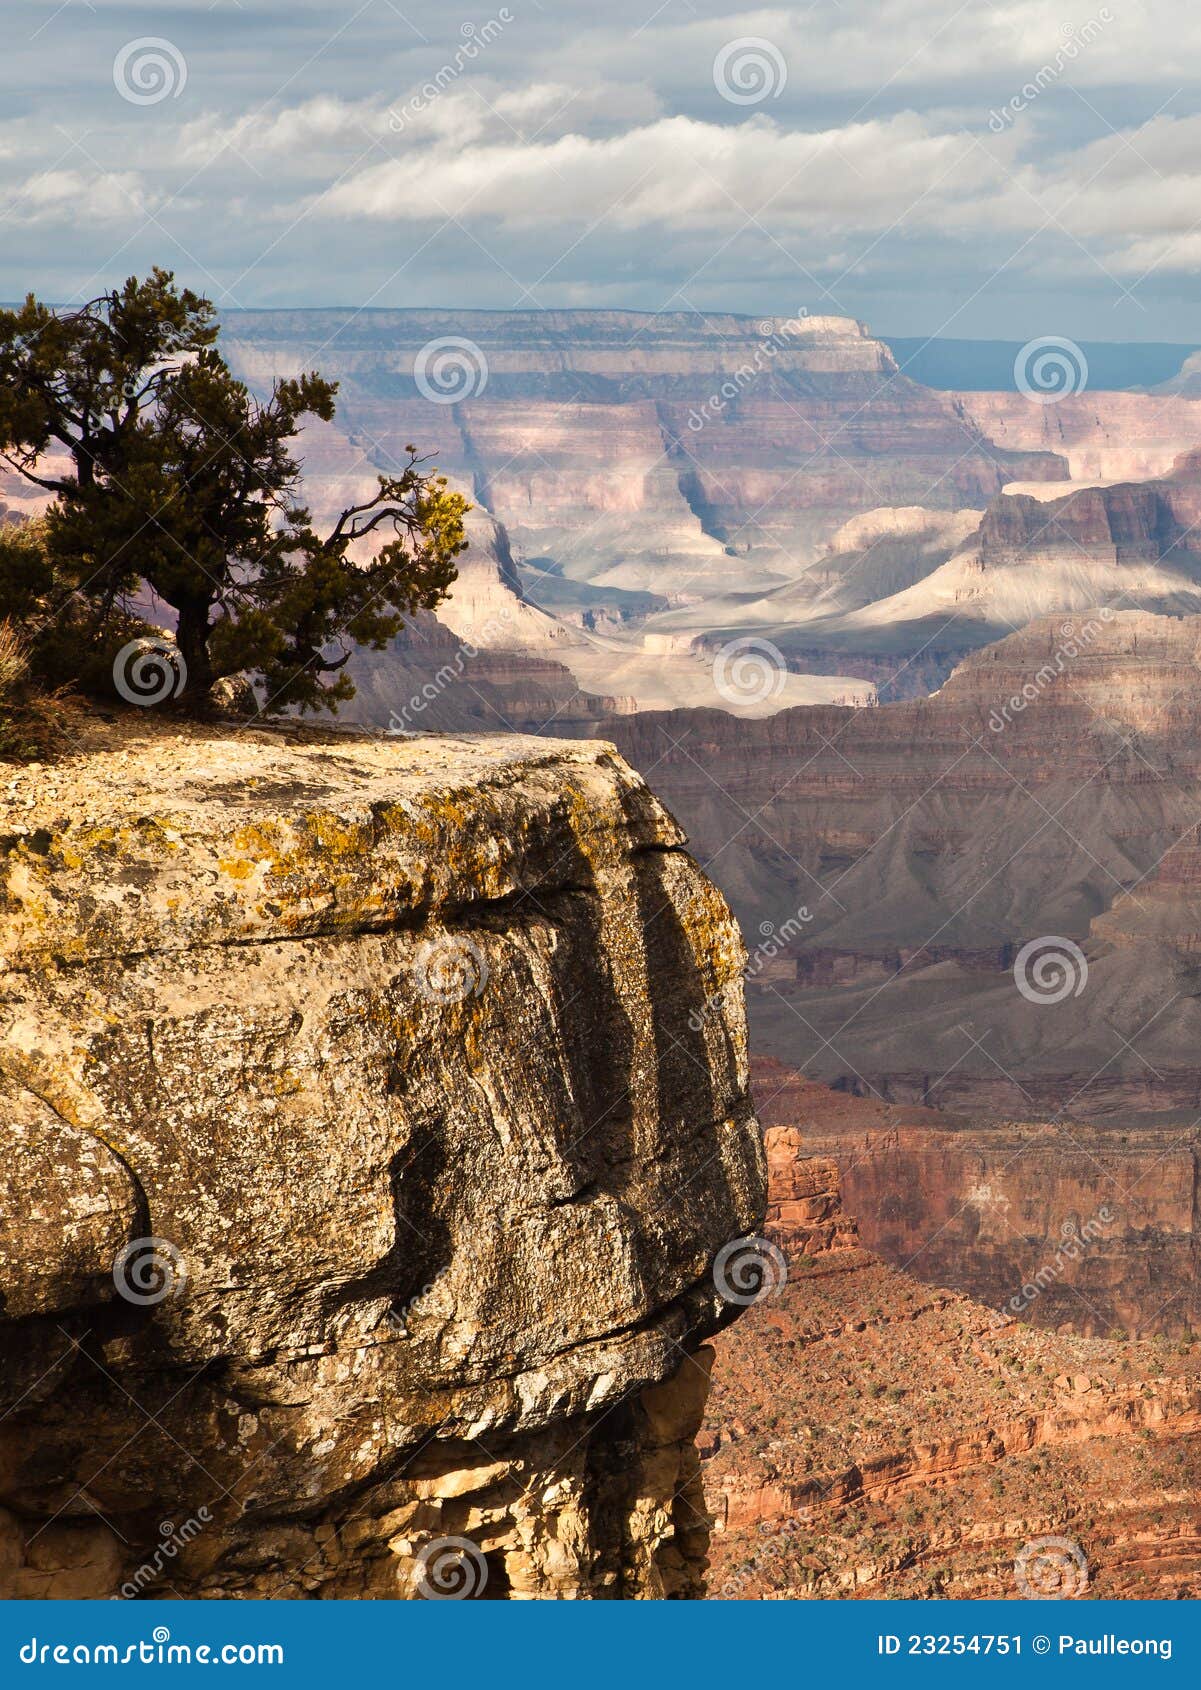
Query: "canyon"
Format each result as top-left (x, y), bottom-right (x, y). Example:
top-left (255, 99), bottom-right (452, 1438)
top-left (651, 445), bottom-right (1201, 699)
top-left (604, 611), bottom-right (1201, 1347)
top-left (215, 310), bottom-right (1201, 721)
top-left (7, 312), bottom-right (1201, 1600)
top-left (217, 310), bottom-right (1065, 721)
top-left (17, 311), bottom-right (1201, 726)
top-left (751, 1062), bottom-right (1199, 1342)
top-left (0, 716), bottom-right (764, 1597)
top-left (222, 309), bottom-right (1063, 585)
top-left (704, 1135), bottom-right (1201, 1599)
top-left (606, 610), bottom-right (1201, 1128)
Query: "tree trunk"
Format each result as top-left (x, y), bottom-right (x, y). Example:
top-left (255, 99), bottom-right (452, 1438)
top-left (173, 600), bottom-right (214, 702)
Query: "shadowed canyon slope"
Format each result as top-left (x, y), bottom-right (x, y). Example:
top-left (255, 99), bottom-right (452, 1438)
top-left (605, 613), bottom-right (1201, 1339)
top-left (0, 719), bottom-right (764, 1598)
top-left (607, 610), bottom-right (1201, 1125)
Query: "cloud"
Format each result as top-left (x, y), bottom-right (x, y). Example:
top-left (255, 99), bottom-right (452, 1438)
top-left (324, 110), bottom-right (996, 233)
top-left (602, 0), bottom-right (1201, 99)
top-left (176, 96), bottom-right (391, 167)
top-left (1, 168), bottom-right (156, 225)
top-left (3, 0), bottom-right (1201, 333)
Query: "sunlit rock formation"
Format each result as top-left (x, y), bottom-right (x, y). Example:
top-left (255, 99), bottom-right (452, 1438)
top-left (0, 720), bottom-right (764, 1598)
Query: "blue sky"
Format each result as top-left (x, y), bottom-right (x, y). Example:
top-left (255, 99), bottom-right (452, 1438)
top-left (3, 0), bottom-right (1201, 338)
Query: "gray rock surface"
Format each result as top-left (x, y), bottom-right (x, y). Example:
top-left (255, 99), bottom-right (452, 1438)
top-left (0, 719), bottom-right (764, 1597)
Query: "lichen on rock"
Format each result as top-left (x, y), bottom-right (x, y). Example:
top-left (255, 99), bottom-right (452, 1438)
top-left (0, 720), bottom-right (764, 1598)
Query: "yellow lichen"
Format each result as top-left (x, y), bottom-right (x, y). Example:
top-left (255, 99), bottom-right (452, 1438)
top-left (218, 860), bottom-right (256, 880)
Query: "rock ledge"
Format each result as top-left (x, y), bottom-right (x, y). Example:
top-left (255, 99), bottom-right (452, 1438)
top-left (0, 722), bottom-right (764, 1598)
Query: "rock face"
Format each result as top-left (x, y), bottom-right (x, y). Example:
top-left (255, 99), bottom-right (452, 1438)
top-left (222, 310), bottom-right (1062, 586)
top-left (342, 609), bottom-right (622, 738)
top-left (0, 719), bottom-right (765, 1598)
top-left (206, 309), bottom-right (1075, 726)
top-left (673, 451), bottom-right (1201, 698)
top-left (843, 450), bottom-right (1201, 647)
top-left (958, 390), bottom-right (1201, 484)
top-left (213, 312), bottom-right (1201, 718)
top-left (704, 1136), bottom-right (1201, 1600)
top-left (605, 611), bottom-right (1201, 1121)
top-left (752, 1063), bottom-right (1199, 1341)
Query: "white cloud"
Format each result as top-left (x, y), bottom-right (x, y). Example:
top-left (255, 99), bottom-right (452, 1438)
top-left (4, 0), bottom-right (1201, 324)
top-left (176, 96), bottom-right (392, 169)
top-left (600, 0), bottom-right (1201, 97)
top-left (324, 110), bottom-right (997, 233)
top-left (1, 168), bottom-right (155, 225)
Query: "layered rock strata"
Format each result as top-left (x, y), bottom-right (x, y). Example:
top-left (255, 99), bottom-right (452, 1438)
top-left (752, 1062), bottom-right (1199, 1340)
top-left (703, 1136), bottom-right (1201, 1599)
top-left (958, 391), bottom-right (1201, 484)
top-left (222, 310), bottom-right (1064, 586)
top-left (0, 718), bottom-right (765, 1598)
top-left (606, 612), bottom-right (1201, 1122)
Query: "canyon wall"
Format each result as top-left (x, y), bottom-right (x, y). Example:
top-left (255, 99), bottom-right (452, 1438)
top-left (222, 309), bottom-right (1065, 591)
top-left (832, 1123), bottom-right (1199, 1340)
top-left (606, 611), bottom-right (1201, 1121)
top-left (0, 719), bottom-right (765, 1598)
top-left (214, 312), bottom-right (1201, 713)
top-left (751, 1062), bottom-right (1199, 1340)
top-left (676, 451), bottom-right (1201, 699)
top-left (704, 1134), bottom-right (1201, 1599)
top-left (606, 616), bottom-right (1201, 1341)
top-left (959, 391), bottom-right (1201, 484)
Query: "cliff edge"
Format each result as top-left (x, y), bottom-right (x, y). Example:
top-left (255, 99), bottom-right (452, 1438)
top-left (0, 720), bottom-right (765, 1599)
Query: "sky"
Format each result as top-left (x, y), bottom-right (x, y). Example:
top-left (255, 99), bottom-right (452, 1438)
top-left (3, 0), bottom-right (1201, 339)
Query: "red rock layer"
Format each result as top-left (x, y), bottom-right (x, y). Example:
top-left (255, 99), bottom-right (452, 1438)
top-left (703, 1133), bottom-right (1201, 1599)
top-left (749, 1060), bottom-right (1200, 1341)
